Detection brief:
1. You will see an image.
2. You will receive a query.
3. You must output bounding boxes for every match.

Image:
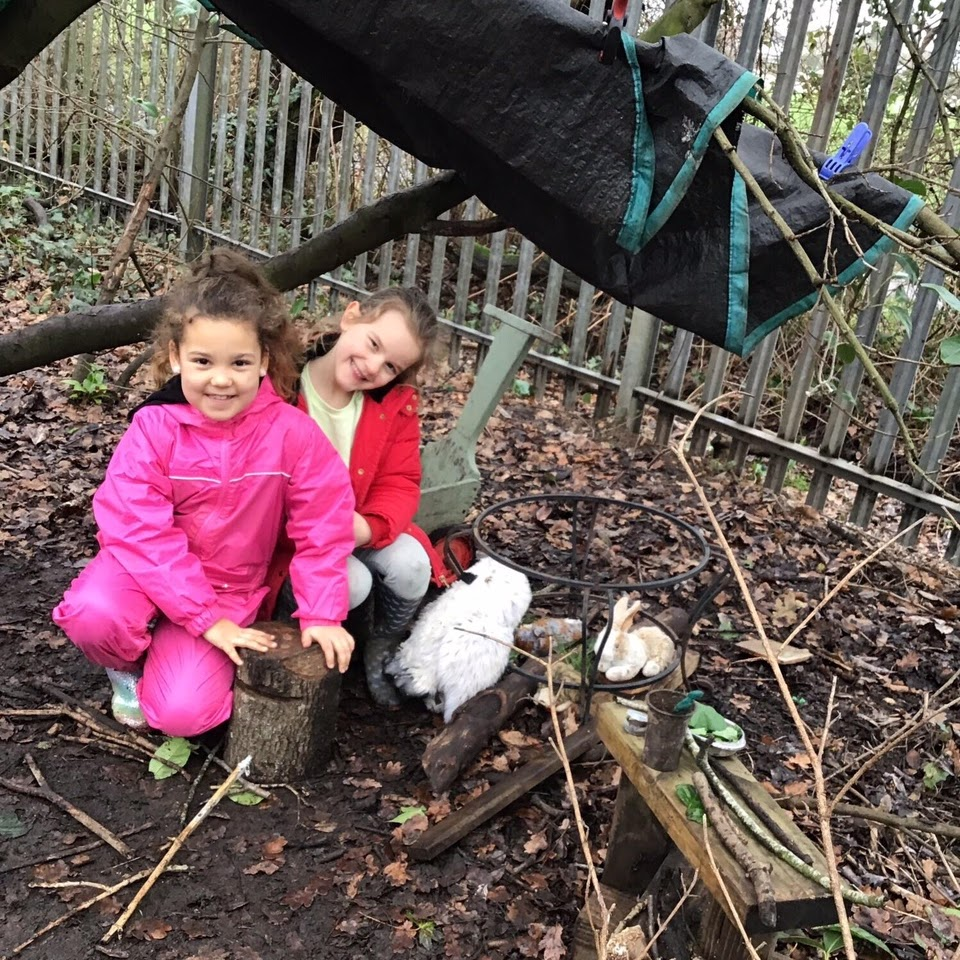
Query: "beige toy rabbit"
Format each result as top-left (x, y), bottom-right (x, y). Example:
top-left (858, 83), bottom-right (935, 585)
top-left (594, 595), bottom-right (676, 682)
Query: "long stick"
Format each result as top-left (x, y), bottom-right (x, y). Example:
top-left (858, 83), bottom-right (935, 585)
top-left (101, 755), bottom-right (251, 943)
top-left (0, 822), bottom-right (154, 877)
top-left (0, 754), bottom-right (132, 857)
top-left (0, 866), bottom-right (188, 959)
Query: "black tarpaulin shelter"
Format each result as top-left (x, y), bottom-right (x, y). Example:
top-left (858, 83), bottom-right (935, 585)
top-left (208, 0), bottom-right (924, 356)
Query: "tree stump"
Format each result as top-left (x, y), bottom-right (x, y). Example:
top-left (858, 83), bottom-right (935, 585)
top-left (224, 621), bottom-right (340, 783)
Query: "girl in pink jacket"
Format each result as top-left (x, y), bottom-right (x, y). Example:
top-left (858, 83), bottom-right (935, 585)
top-left (52, 250), bottom-right (356, 736)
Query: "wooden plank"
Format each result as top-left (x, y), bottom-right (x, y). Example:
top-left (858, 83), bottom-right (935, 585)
top-left (268, 65), bottom-right (292, 253)
top-left (602, 777), bottom-right (670, 894)
top-left (407, 721), bottom-right (599, 861)
top-left (248, 49), bottom-right (272, 246)
top-left (571, 881), bottom-right (639, 960)
top-left (653, 329), bottom-right (694, 446)
top-left (289, 80), bottom-right (312, 249)
top-left (596, 701), bottom-right (836, 934)
top-left (210, 39), bottom-right (233, 234)
top-left (613, 308), bottom-right (660, 432)
top-left (449, 195), bottom-right (480, 367)
top-left (228, 44), bottom-right (253, 241)
top-left (564, 281), bottom-right (594, 409)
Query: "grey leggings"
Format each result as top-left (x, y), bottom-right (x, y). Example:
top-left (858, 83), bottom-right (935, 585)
top-left (348, 532), bottom-right (432, 609)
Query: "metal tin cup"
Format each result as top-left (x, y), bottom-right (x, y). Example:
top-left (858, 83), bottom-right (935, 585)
top-left (642, 689), bottom-right (695, 772)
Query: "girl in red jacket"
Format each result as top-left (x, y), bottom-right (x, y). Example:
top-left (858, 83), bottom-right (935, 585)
top-left (267, 288), bottom-right (447, 707)
top-left (53, 251), bottom-right (356, 736)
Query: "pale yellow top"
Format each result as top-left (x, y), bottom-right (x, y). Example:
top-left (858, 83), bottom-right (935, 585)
top-left (301, 371), bottom-right (363, 466)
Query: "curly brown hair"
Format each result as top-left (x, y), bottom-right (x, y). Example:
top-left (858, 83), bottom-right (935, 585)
top-left (150, 249), bottom-right (302, 402)
top-left (314, 287), bottom-right (439, 386)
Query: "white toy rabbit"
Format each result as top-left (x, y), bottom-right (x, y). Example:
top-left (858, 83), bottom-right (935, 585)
top-left (594, 595), bottom-right (676, 682)
top-left (385, 556), bottom-right (532, 723)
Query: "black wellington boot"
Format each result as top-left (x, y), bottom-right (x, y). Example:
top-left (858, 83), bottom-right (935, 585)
top-left (364, 581), bottom-right (423, 708)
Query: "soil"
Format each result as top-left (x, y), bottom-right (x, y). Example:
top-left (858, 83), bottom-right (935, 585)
top-left (2, 348), bottom-right (960, 960)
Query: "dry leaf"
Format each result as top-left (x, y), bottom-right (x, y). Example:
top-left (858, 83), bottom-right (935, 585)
top-left (523, 830), bottom-right (549, 855)
top-left (244, 859), bottom-right (282, 875)
top-left (384, 859), bottom-right (410, 886)
top-left (392, 920), bottom-right (418, 952)
top-left (129, 918), bottom-right (172, 941)
top-left (895, 650), bottom-right (920, 672)
top-left (33, 861), bottom-right (69, 883)
top-left (262, 835), bottom-right (288, 859)
top-left (539, 924), bottom-right (566, 960)
top-left (499, 730), bottom-right (541, 749)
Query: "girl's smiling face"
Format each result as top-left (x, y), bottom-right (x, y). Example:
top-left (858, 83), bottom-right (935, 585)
top-left (331, 302), bottom-right (423, 394)
top-left (169, 316), bottom-right (267, 421)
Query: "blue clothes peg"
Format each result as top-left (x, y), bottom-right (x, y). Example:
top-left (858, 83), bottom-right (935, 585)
top-left (673, 690), bottom-right (704, 713)
top-left (819, 123), bottom-right (872, 181)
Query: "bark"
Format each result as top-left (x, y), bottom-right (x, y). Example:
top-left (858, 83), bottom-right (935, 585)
top-left (0, 172), bottom-right (469, 378)
top-left (0, 0), bottom-right (99, 91)
top-left (421, 660), bottom-right (545, 794)
top-left (224, 622), bottom-right (341, 783)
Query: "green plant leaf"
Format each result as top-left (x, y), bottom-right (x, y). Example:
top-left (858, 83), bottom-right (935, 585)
top-left (149, 737), bottom-right (193, 780)
top-left (512, 378), bottom-right (532, 397)
top-left (940, 336), bottom-right (960, 366)
top-left (836, 342), bottom-right (857, 365)
top-left (815, 924), bottom-right (894, 956)
top-left (890, 252), bottom-right (920, 283)
top-left (390, 805), bottom-right (427, 824)
top-left (922, 761), bottom-right (949, 791)
top-left (0, 811), bottom-right (30, 840)
top-left (891, 176), bottom-right (927, 198)
top-left (675, 783), bottom-right (705, 823)
top-left (228, 788), bottom-right (265, 806)
top-left (922, 283), bottom-right (960, 313)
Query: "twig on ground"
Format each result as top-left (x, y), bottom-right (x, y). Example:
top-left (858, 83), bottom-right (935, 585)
top-left (180, 738), bottom-right (222, 825)
top-left (694, 771), bottom-right (777, 929)
top-left (782, 796), bottom-right (960, 842)
top-left (0, 754), bottom-right (133, 858)
top-left (0, 822), bottom-right (154, 876)
top-left (1, 865), bottom-right (188, 959)
top-left (102, 755), bottom-right (251, 943)
top-left (673, 401), bottom-right (876, 960)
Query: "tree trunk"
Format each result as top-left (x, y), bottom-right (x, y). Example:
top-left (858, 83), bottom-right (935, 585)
top-left (0, 0), bottom-right (99, 91)
top-left (224, 622), bottom-right (341, 783)
top-left (0, 172), bottom-right (469, 378)
top-left (421, 660), bottom-right (545, 794)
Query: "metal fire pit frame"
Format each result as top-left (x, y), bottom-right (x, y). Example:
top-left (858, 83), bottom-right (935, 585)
top-left (471, 493), bottom-right (729, 716)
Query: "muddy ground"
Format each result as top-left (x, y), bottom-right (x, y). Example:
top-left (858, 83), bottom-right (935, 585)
top-left (2, 344), bottom-right (960, 960)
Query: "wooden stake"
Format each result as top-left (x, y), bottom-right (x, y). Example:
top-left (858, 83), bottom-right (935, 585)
top-left (101, 756), bottom-right (251, 943)
top-left (0, 754), bottom-right (132, 858)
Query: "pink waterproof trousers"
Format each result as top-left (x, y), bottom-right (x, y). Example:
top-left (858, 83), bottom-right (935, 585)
top-left (53, 551), bottom-right (261, 737)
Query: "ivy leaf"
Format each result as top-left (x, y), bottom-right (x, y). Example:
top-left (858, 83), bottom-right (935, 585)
top-left (836, 342), bottom-right (857, 365)
top-left (512, 378), bottom-right (532, 397)
top-left (922, 762), bottom-right (949, 791)
top-left (675, 783), bottom-right (705, 823)
top-left (0, 811), bottom-right (30, 840)
top-left (148, 737), bottom-right (193, 780)
top-left (389, 805), bottom-right (427, 824)
top-left (939, 336), bottom-right (960, 367)
top-left (891, 176), bottom-right (927, 198)
top-left (228, 789), bottom-right (264, 806)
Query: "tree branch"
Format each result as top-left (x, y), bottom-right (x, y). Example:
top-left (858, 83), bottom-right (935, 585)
top-left (0, 171), bottom-right (470, 377)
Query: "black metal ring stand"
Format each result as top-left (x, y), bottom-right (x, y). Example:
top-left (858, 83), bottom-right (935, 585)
top-left (471, 493), bottom-right (730, 717)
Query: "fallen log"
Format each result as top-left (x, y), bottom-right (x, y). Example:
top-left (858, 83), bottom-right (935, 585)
top-left (422, 659), bottom-right (545, 794)
top-left (224, 622), bottom-right (340, 782)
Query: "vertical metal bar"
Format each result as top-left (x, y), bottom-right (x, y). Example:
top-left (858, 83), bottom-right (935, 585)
top-left (49, 37), bottom-right (64, 178)
top-left (21, 63), bottom-right (33, 168)
top-left (92, 7), bottom-right (111, 220)
top-left (353, 128), bottom-right (380, 286)
top-left (309, 95), bottom-right (336, 243)
top-left (614, 308), bottom-right (661, 432)
top-left (564, 283), bottom-right (595, 409)
top-left (449, 195), bottom-right (480, 368)
top-left (898, 368), bottom-right (960, 544)
top-left (181, 13), bottom-right (217, 260)
top-left (210, 35), bottom-right (234, 235)
top-left (808, 0), bottom-right (865, 152)
top-left (228, 44), bottom-right (252, 241)
top-left (108, 11), bottom-right (124, 202)
top-left (735, 0), bottom-right (769, 69)
top-left (330, 111), bottom-right (356, 307)
top-left (595, 301), bottom-right (627, 420)
top-left (288, 80), bottom-right (313, 249)
top-left (160, 6), bottom-right (177, 213)
top-left (145, 2), bottom-right (161, 202)
top-left (849, 159), bottom-right (960, 527)
top-left (125, 0), bottom-right (144, 203)
top-left (772, 0), bottom-right (815, 108)
top-left (267, 65), bottom-right (292, 254)
top-left (403, 159), bottom-right (427, 287)
top-left (6, 73), bottom-right (17, 161)
top-left (902, 4), bottom-right (960, 173)
top-left (78, 12), bottom-right (95, 190)
top-left (248, 50), bottom-right (272, 248)
top-left (377, 144), bottom-right (403, 286)
top-left (35, 49), bottom-right (47, 174)
top-left (534, 260), bottom-right (565, 401)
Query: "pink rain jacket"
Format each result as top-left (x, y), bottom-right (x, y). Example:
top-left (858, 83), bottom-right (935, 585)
top-left (93, 378), bottom-right (355, 637)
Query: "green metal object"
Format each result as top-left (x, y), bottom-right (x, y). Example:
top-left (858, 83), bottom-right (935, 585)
top-left (415, 306), bottom-right (546, 534)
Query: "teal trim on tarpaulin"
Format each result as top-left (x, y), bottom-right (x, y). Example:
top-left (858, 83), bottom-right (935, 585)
top-left (639, 70), bottom-right (759, 248)
top-left (740, 192), bottom-right (927, 356)
top-left (723, 170), bottom-right (750, 354)
top-left (615, 32), bottom-right (655, 253)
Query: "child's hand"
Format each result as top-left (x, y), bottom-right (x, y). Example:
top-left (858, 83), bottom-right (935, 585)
top-left (203, 618), bottom-right (277, 666)
top-left (353, 511), bottom-right (372, 547)
top-left (301, 625), bottom-right (354, 672)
